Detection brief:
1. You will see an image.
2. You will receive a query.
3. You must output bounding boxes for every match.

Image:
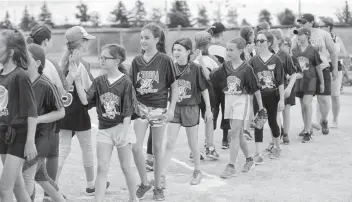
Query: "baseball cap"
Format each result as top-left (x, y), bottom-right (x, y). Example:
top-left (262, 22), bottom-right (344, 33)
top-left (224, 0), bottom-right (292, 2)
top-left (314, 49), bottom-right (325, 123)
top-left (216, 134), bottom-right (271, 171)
top-left (297, 13), bottom-right (315, 24)
top-left (293, 27), bottom-right (311, 36)
top-left (210, 22), bottom-right (226, 35)
top-left (65, 26), bottom-right (96, 43)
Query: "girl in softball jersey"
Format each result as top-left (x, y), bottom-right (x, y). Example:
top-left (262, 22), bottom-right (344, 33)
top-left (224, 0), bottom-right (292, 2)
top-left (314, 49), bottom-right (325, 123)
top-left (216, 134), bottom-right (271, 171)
top-left (216, 38), bottom-right (263, 178)
top-left (161, 38), bottom-right (212, 186)
top-left (249, 30), bottom-right (285, 163)
top-left (130, 23), bottom-right (178, 201)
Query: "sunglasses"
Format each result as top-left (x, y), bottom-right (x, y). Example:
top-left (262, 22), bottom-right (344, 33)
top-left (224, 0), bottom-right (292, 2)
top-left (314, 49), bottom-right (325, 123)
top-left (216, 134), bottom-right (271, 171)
top-left (256, 39), bottom-right (267, 44)
top-left (100, 55), bottom-right (116, 62)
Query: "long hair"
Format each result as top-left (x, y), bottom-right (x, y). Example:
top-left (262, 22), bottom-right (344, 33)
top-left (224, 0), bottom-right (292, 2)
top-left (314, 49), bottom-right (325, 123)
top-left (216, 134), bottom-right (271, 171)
top-left (101, 44), bottom-right (128, 74)
top-left (141, 23), bottom-right (166, 54)
top-left (28, 43), bottom-right (46, 74)
top-left (0, 29), bottom-right (29, 69)
top-left (27, 24), bottom-right (52, 45)
top-left (256, 30), bottom-right (275, 53)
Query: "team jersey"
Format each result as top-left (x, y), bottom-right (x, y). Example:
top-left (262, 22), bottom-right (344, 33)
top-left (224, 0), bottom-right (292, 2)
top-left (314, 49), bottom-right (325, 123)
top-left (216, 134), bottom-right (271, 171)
top-left (275, 50), bottom-right (297, 86)
top-left (174, 62), bottom-right (208, 106)
top-left (249, 54), bottom-right (284, 94)
top-left (0, 68), bottom-right (37, 140)
top-left (292, 44), bottom-right (323, 79)
top-left (87, 74), bottom-right (136, 129)
top-left (32, 75), bottom-right (63, 137)
top-left (130, 52), bottom-right (176, 108)
top-left (221, 61), bottom-right (260, 95)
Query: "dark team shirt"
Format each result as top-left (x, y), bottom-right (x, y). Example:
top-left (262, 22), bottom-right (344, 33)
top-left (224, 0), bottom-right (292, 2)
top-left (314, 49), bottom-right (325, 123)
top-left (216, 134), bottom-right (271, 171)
top-left (275, 50), bottom-right (297, 86)
top-left (130, 52), bottom-right (176, 108)
top-left (32, 75), bottom-right (63, 137)
top-left (249, 54), bottom-right (284, 94)
top-left (221, 61), bottom-right (260, 95)
top-left (0, 68), bottom-right (37, 139)
top-left (292, 45), bottom-right (323, 79)
top-left (87, 74), bottom-right (135, 129)
top-left (174, 62), bottom-right (208, 106)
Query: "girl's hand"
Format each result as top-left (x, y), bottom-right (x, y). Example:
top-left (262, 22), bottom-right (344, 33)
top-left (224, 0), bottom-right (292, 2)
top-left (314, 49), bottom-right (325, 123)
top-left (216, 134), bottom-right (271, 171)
top-left (277, 100), bottom-right (285, 112)
top-left (69, 62), bottom-right (80, 80)
top-left (165, 109), bottom-right (175, 122)
top-left (24, 141), bottom-right (37, 161)
top-left (320, 83), bottom-right (325, 93)
top-left (204, 107), bottom-right (213, 122)
top-left (69, 49), bottom-right (80, 65)
top-left (284, 88), bottom-right (291, 98)
top-left (296, 73), bottom-right (303, 79)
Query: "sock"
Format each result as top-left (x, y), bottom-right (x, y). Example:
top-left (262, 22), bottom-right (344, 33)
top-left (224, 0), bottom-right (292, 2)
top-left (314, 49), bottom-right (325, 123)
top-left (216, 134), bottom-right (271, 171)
top-left (87, 181), bottom-right (95, 189)
top-left (223, 129), bottom-right (228, 142)
top-left (246, 157), bottom-right (253, 162)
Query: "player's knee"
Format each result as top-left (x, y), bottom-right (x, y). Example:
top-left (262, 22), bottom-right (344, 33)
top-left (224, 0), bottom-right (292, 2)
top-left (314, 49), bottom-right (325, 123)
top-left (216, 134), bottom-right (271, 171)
top-left (120, 161), bottom-right (131, 175)
top-left (132, 144), bottom-right (142, 154)
top-left (152, 144), bottom-right (163, 154)
top-left (97, 161), bottom-right (110, 174)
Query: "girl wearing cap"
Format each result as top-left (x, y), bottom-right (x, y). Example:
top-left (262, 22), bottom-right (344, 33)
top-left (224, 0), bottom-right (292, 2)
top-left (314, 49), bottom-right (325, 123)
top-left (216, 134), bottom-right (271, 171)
top-left (130, 23), bottom-right (178, 201)
top-left (292, 28), bottom-right (324, 143)
top-left (249, 30), bottom-right (285, 162)
top-left (217, 38), bottom-right (263, 178)
top-left (193, 31), bottom-right (220, 159)
top-left (22, 43), bottom-right (66, 202)
top-left (56, 26), bottom-right (98, 195)
top-left (72, 44), bottom-right (138, 202)
top-left (26, 24), bottom-right (67, 200)
top-left (270, 29), bottom-right (297, 145)
top-left (0, 29), bottom-right (38, 202)
top-left (161, 38), bottom-right (211, 186)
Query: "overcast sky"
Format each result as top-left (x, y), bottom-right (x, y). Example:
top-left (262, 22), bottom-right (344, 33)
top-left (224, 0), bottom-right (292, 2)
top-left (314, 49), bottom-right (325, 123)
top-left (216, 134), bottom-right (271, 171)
top-left (0, 0), bottom-right (351, 26)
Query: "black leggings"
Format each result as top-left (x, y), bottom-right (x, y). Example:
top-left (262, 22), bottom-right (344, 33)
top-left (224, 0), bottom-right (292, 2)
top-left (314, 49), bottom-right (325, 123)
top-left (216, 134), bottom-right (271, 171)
top-left (253, 91), bottom-right (280, 143)
top-left (147, 127), bottom-right (153, 155)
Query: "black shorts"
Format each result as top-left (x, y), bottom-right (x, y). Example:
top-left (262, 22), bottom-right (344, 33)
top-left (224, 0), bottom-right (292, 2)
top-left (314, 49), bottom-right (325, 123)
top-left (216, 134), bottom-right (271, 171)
top-left (35, 135), bottom-right (51, 158)
top-left (47, 133), bottom-right (59, 158)
top-left (60, 109), bottom-right (91, 132)
top-left (316, 68), bottom-right (331, 96)
top-left (285, 85), bottom-right (296, 106)
top-left (0, 134), bottom-right (27, 159)
top-left (170, 105), bottom-right (200, 127)
top-left (295, 76), bottom-right (317, 98)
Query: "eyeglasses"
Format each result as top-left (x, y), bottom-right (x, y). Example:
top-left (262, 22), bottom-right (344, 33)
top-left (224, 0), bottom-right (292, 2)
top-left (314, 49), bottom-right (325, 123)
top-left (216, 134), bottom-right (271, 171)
top-left (256, 39), bottom-right (267, 44)
top-left (100, 55), bottom-right (115, 62)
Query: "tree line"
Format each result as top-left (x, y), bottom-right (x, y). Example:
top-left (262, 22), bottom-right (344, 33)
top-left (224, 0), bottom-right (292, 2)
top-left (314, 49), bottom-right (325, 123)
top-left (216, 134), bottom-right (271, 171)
top-left (0, 0), bottom-right (351, 31)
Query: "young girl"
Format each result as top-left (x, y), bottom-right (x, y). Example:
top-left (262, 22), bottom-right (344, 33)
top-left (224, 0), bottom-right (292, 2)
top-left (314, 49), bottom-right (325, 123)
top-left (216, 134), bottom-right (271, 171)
top-left (73, 44), bottom-right (138, 202)
top-left (292, 28), bottom-right (324, 143)
top-left (130, 23), bottom-right (178, 201)
top-left (57, 26), bottom-right (100, 195)
top-left (22, 44), bottom-right (66, 202)
top-left (0, 29), bottom-right (38, 202)
top-left (249, 30), bottom-right (285, 162)
top-left (270, 29), bottom-right (297, 145)
top-left (161, 38), bottom-right (212, 186)
top-left (193, 31), bottom-right (220, 158)
top-left (214, 38), bottom-right (263, 178)
top-left (281, 37), bottom-right (292, 55)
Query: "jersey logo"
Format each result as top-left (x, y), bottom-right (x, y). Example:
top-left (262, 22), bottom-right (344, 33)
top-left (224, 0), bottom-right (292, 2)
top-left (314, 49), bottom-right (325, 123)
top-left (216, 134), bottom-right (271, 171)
top-left (0, 85), bottom-right (8, 117)
top-left (225, 76), bottom-right (242, 95)
top-left (136, 71), bottom-right (159, 95)
top-left (257, 71), bottom-right (276, 89)
top-left (177, 79), bottom-right (191, 102)
top-left (61, 85), bottom-right (74, 107)
top-left (267, 64), bottom-right (276, 70)
top-left (100, 92), bottom-right (120, 119)
top-left (297, 56), bottom-right (310, 71)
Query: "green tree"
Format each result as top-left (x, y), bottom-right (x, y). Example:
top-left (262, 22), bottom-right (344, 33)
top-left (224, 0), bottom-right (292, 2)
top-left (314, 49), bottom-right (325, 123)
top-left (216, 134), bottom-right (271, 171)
top-left (241, 18), bottom-right (250, 26)
top-left (76, 2), bottom-right (91, 25)
top-left (168, 0), bottom-right (192, 28)
top-left (90, 11), bottom-right (100, 27)
top-left (196, 5), bottom-right (209, 27)
top-left (0, 11), bottom-right (12, 29)
top-left (277, 8), bottom-right (295, 25)
top-left (130, 0), bottom-right (147, 27)
top-left (151, 8), bottom-right (162, 24)
top-left (227, 7), bottom-right (238, 27)
top-left (109, 1), bottom-right (130, 27)
top-left (38, 2), bottom-right (54, 27)
top-left (336, 1), bottom-right (352, 25)
top-left (20, 6), bottom-right (31, 31)
top-left (258, 9), bottom-right (272, 25)
top-left (319, 16), bottom-right (334, 25)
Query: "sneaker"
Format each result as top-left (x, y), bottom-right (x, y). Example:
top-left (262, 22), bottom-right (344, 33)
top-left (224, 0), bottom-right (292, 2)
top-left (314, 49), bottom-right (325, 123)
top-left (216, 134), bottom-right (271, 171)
top-left (302, 132), bottom-right (312, 143)
top-left (221, 140), bottom-right (229, 149)
top-left (243, 130), bottom-right (253, 140)
top-left (282, 134), bottom-right (290, 145)
top-left (189, 152), bottom-right (205, 161)
top-left (42, 196), bottom-right (51, 202)
top-left (190, 170), bottom-right (203, 185)
top-left (321, 120), bottom-right (329, 135)
top-left (146, 160), bottom-right (154, 172)
top-left (153, 188), bottom-right (165, 201)
top-left (206, 146), bottom-right (219, 159)
top-left (136, 183), bottom-right (152, 200)
top-left (86, 182), bottom-right (110, 196)
top-left (299, 129), bottom-right (305, 137)
top-left (242, 158), bottom-right (255, 173)
top-left (265, 143), bottom-right (274, 152)
top-left (128, 197), bottom-right (140, 202)
top-left (220, 164), bottom-right (236, 179)
top-left (330, 121), bottom-right (338, 128)
top-left (312, 123), bottom-right (321, 131)
top-left (269, 147), bottom-right (281, 159)
top-left (253, 153), bottom-right (264, 165)
top-left (150, 175), bottom-right (166, 189)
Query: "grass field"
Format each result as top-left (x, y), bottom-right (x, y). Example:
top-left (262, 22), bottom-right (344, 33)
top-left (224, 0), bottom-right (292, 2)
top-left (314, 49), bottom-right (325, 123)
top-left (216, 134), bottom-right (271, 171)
top-left (1, 68), bottom-right (352, 202)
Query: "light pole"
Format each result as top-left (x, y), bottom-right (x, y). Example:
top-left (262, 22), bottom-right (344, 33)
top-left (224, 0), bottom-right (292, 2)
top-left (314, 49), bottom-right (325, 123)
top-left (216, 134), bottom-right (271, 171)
top-left (298, 0), bottom-right (302, 17)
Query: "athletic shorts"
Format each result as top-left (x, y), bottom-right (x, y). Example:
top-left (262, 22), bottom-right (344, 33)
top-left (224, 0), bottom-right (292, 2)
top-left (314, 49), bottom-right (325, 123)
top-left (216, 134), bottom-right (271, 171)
top-left (138, 107), bottom-right (168, 128)
top-left (331, 71), bottom-right (343, 96)
top-left (316, 68), bottom-right (331, 96)
top-left (96, 124), bottom-right (136, 147)
top-left (285, 86), bottom-right (296, 106)
top-left (35, 135), bottom-right (51, 158)
top-left (224, 94), bottom-right (251, 121)
top-left (295, 77), bottom-right (317, 98)
top-left (170, 105), bottom-right (200, 127)
top-left (47, 133), bottom-right (59, 158)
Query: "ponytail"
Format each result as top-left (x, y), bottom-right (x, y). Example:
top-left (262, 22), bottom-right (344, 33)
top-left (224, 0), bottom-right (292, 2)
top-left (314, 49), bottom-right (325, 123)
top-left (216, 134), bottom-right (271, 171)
top-left (156, 30), bottom-right (166, 54)
top-left (142, 23), bottom-right (166, 54)
top-left (118, 63), bottom-right (128, 75)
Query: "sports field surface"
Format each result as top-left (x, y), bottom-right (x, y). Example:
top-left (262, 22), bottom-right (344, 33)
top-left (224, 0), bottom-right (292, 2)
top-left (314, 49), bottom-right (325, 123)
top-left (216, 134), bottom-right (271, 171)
top-left (2, 67), bottom-right (352, 202)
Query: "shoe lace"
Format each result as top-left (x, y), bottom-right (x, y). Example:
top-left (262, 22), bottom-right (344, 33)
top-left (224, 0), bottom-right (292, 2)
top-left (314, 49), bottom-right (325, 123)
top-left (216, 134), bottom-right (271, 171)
top-left (243, 161), bottom-right (252, 170)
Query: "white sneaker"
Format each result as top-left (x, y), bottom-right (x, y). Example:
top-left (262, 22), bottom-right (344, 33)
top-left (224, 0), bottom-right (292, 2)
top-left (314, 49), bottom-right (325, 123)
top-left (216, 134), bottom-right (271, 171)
top-left (330, 121), bottom-right (338, 128)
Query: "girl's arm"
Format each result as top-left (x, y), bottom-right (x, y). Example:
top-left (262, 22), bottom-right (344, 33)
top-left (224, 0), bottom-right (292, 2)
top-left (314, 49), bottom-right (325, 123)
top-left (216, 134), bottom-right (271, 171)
top-left (37, 107), bottom-right (65, 124)
top-left (75, 79), bottom-right (89, 105)
top-left (201, 89), bottom-right (212, 109)
top-left (168, 82), bottom-right (178, 113)
top-left (198, 57), bottom-right (211, 80)
top-left (26, 117), bottom-right (37, 144)
top-left (316, 65), bottom-right (325, 88)
top-left (286, 73), bottom-right (297, 91)
top-left (337, 37), bottom-right (348, 59)
top-left (254, 90), bottom-right (264, 109)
